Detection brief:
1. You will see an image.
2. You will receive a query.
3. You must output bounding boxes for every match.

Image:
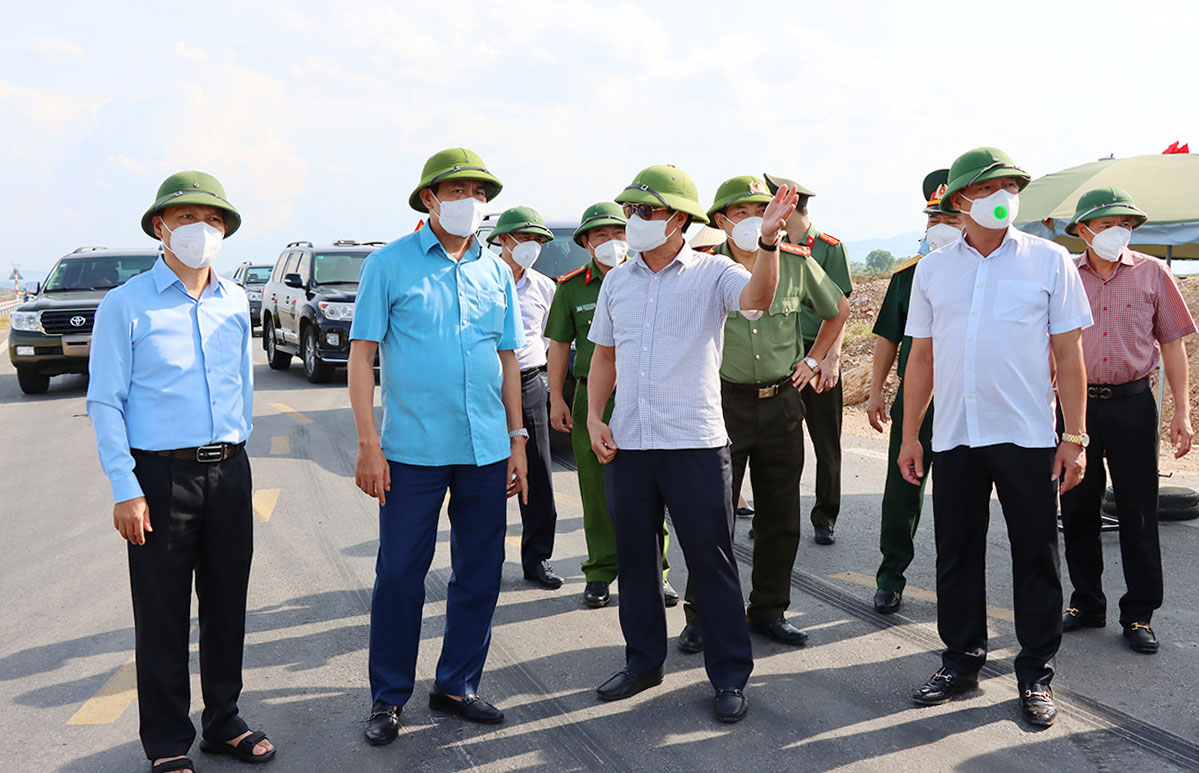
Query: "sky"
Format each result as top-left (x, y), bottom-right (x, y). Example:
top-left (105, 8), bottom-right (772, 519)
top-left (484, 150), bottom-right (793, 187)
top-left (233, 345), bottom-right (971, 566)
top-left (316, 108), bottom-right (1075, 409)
top-left (3, 0), bottom-right (1198, 276)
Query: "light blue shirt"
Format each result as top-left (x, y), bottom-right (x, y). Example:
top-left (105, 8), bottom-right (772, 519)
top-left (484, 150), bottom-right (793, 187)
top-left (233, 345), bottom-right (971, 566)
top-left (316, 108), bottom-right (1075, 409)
top-left (350, 226), bottom-right (525, 467)
top-left (87, 258), bottom-right (254, 503)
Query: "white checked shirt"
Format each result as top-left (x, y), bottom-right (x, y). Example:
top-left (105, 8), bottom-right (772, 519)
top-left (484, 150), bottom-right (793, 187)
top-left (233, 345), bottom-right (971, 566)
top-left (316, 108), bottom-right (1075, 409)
top-left (588, 244), bottom-right (752, 449)
top-left (906, 227), bottom-right (1092, 452)
top-left (514, 268), bottom-right (556, 370)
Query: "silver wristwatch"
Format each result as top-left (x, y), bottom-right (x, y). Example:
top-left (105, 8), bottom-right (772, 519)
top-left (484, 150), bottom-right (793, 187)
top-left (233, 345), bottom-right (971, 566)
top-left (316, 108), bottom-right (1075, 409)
top-left (508, 428), bottom-right (530, 440)
top-left (802, 356), bottom-right (820, 373)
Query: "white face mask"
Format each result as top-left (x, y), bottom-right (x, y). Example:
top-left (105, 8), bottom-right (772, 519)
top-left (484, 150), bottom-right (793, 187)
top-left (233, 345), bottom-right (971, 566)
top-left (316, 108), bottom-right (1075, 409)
top-left (1085, 225), bottom-right (1131, 262)
top-left (433, 194), bottom-right (486, 237)
top-left (924, 223), bottom-right (961, 253)
top-left (961, 188), bottom-right (1019, 230)
top-left (161, 220), bottom-right (223, 269)
top-left (509, 239), bottom-right (541, 269)
top-left (726, 216), bottom-right (763, 252)
top-left (625, 213), bottom-right (678, 253)
top-left (592, 238), bottom-right (628, 267)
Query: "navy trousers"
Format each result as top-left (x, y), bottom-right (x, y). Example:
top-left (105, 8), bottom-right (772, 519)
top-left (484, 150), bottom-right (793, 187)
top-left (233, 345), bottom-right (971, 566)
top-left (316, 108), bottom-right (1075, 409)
top-left (369, 460), bottom-right (507, 707)
top-left (605, 447), bottom-right (753, 689)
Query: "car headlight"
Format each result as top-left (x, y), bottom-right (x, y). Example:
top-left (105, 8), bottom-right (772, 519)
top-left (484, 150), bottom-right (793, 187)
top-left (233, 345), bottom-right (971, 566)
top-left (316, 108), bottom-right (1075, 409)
top-left (318, 301), bottom-right (355, 321)
top-left (247, 291), bottom-right (262, 302)
top-left (10, 311), bottom-right (39, 332)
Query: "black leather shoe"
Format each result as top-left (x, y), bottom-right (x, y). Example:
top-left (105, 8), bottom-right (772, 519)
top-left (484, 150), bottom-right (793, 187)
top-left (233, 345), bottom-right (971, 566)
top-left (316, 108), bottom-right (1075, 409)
top-left (428, 686), bottom-right (504, 724)
top-left (735, 506), bottom-right (755, 518)
top-left (814, 525), bottom-right (835, 545)
top-left (1062, 607), bottom-right (1105, 632)
top-left (596, 667), bottom-right (664, 701)
top-left (583, 581), bottom-right (610, 608)
top-left (364, 700), bottom-right (399, 746)
top-left (714, 688), bottom-right (748, 723)
top-left (749, 618), bottom-right (808, 646)
top-left (524, 560), bottom-right (563, 590)
top-left (662, 580), bottom-right (679, 608)
top-left (1019, 683), bottom-right (1057, 727)
top-left (1123, 622), bottom-right (1159, 654)
top-left (874, 589), bottom-right (902, 614)
top-left (912, 668), bottom-right (979, 706)
top-left (677, 622), bottom-right (704, 653)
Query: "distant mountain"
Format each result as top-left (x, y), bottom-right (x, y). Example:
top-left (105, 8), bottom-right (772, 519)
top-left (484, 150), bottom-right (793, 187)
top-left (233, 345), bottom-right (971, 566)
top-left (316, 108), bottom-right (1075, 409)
top-left (842, 232), bottom-right (923, 261)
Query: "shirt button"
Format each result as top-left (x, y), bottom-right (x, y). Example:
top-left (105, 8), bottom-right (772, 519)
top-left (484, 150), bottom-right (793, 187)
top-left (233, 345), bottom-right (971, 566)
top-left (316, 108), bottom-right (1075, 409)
top-left (643, 346), bottom-right (648, 351)
top-left (968, 336), bottom-right (974, 342)
top-left (752, 328), bottom-right (758, 334)
top-left (976, 284), bottom-right (982, 289)
top-left (1103, 357), bottom-right (1108, 362)
top-left (755, 354), bottom-right (761, 360)
top-left (967, 394), bottom-right (974, 399)
top-left (649, 297), bottom-right (655, 303)
top-left (1103, 307), bottom-right (1108, 310)
top-left (1103, 332), bottom-right (1107, 336)
top-left (971, 310), bottom-right (978, 315)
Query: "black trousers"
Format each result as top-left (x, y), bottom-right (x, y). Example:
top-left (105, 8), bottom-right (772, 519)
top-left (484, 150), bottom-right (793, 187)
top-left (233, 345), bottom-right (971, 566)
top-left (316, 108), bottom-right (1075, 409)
top-left (519, 371), bottom-right (557, 572)
top-left (606, 447), bottom-right (753, 689)
top-left (932, 444), bottom-right (1061, 685)
top-left (685, 383), bottom-right (805, 625)
top-left (129, 450), bottom-right (254, 760)
top-left (799, 368), bottom-right (842, 528)
top-left (1058, 390), bottom-right (1163, 624)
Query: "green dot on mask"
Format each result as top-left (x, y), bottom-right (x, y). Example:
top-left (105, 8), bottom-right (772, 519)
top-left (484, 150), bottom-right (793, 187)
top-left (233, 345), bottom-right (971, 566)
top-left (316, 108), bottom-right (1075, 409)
top-left (993, 205), bottom-right (1008, 219)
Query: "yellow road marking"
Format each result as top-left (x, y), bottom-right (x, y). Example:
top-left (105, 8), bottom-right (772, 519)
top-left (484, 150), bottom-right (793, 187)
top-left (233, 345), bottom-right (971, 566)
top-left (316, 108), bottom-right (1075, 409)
top-left (269, 435), bottom-right (290, 455)
top-left (829, 570), bottom-right (1015, 623)
top-left (253, 489), bottom-right (280, 523)
top-left (66, 656), bottom-right (137, 725)
top-left (269, 402), bottom-right (313, 424)
top-left (554, 492), bottom-right (582, 507)
top-left (505, 535), bottom-right (521, 550)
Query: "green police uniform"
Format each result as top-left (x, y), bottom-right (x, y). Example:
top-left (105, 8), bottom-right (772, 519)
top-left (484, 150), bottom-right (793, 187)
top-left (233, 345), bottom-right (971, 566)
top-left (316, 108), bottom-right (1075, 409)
top-left (544, 243), bottom-right (670, 585)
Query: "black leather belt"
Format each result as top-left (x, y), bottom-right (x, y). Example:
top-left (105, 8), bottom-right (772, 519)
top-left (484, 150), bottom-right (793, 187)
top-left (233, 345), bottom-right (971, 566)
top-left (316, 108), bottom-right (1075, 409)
top-left (577, 376), bottom-right (588, 385)
top-left (520, 367), bottom-right (545, 383)
top-left (721, 375), bottom-right (792, 399)
top-left (1087, 377), bottom-right (1150, 400)
top-left (140, 442), bottom-right (246, 463)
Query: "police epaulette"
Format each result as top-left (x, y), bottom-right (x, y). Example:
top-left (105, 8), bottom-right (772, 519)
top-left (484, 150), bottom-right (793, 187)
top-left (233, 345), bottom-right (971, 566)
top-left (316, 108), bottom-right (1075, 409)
top-left (891, 254), bottom-right (923, 275)
top-left (557, 265), bottom-right (586, 284)
top-left (780, 242), bottom-right (812, 257)
top-left (698, 245), bottom-right (717, 254)
top-left (817, 232), bottom-right (841, 246)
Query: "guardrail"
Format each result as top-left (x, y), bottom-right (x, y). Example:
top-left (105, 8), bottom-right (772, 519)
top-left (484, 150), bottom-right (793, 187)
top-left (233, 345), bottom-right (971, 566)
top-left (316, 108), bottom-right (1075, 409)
top-left (0, 298), bottom-right (23, 323)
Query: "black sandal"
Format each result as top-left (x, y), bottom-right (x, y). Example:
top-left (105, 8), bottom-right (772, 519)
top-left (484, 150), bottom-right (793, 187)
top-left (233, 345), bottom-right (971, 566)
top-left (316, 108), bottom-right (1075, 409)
top-left (199, 730), bottom-right (276, 763)
top-left (151, 757), bottom-right (195, 773)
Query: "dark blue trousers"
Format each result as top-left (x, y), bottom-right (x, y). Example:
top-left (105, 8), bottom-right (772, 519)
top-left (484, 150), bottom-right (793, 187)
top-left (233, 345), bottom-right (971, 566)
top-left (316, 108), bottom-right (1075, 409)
top-left (605, 447), bottom-right (753, 689)
top-left (369, 460), bottom-right (507, 707)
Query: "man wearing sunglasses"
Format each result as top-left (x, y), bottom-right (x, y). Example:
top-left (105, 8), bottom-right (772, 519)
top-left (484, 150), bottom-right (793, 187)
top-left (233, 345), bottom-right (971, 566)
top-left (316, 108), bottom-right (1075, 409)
top-left (898, 147), bottom-right (1092, 727)
top-left (586, 164), bottom-right (797, 723)
top-left (677, 175), bottom-right (849, 655)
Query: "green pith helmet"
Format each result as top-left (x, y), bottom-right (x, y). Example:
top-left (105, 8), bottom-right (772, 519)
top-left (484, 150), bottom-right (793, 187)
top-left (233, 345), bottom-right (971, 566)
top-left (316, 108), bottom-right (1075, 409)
top-left (1066, 186), bottom-right (1148, 236)
top-left (485, 206), bottom-right (554, 245)
top-left (762, 172), bottom-right (816, 198)
top-left (923, 169), bottom-right (950, 215)
top-left (141, 171), bottom-right (241, 238)
top-left (940, 147), bottom-right (1030, 214)
top-left (409, 147), bottom-right (503, 213)
top-left (615, 164), bottom-right (710, 225)
top-left (573, 201), bottom-right (627, 247)
top-left (707, 176), bottom-right (773, 223)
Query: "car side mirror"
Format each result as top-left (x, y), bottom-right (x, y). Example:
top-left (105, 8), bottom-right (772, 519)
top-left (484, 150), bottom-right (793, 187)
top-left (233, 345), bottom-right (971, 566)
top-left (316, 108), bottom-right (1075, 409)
top-left (283, 273), bottom-right (303, 288)
top-left (25, 281), bottom-right (40, 295)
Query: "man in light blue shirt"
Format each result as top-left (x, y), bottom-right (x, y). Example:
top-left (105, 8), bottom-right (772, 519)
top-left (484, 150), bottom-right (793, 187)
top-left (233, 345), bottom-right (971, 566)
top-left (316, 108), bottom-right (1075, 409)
top-left (87, 172), bottom-right (275, 772)
top-left (349, 148), bottom-right (528, 747)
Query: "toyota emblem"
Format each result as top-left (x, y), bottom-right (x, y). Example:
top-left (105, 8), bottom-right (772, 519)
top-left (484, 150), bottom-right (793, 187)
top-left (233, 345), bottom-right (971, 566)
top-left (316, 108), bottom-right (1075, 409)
top-left (70, 315), bottom-right (87, 327)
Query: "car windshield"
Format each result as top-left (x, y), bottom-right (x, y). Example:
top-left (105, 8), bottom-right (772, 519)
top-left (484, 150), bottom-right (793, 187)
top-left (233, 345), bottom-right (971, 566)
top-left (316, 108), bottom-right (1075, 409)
top-left (485, 228), bottom-right (592, 279)
top-left (43, 255), bottom-right (157, 291)
top-left (245, 266), bottom-right (272, 284)
top-left (312, 253), bottom-right (366, 284)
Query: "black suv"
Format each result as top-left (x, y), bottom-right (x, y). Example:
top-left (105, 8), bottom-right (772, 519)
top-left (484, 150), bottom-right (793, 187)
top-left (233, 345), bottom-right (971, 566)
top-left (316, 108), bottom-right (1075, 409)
top-left (260, 239), bottom-right (382, 382)
top-left (8, 246), bottom-right (158, 394)
top-left (231, 261), bottom-right (273, 331)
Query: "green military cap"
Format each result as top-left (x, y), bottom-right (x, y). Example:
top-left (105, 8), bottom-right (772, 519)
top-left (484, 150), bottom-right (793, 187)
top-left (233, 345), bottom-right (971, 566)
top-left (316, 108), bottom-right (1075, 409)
top-left (923, 169), bottom-right (950, 215)
top-left (409, 147), bottom-right (503, 213)
top-left (615, 164), bottom-right (710, 225)
top-left (762, 172), bottom-right (817, 198)
top-left (940, 147), bottom-right (1030, 213)
top-left (1066, 186), bottom-right (1148, 236)
top-left (486, 206), bottom-right (554, 245)
top-left (707, 176), bottom-right (774, 222)
top-left (573, 201), bottom-right (626, 246)
top-left (141, 171), bottom-right (241, 238)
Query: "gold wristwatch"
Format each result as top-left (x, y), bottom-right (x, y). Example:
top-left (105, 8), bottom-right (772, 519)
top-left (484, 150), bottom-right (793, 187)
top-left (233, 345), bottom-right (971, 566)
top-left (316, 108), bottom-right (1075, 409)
top-left (1060, 432), bottom-right (1089, 448)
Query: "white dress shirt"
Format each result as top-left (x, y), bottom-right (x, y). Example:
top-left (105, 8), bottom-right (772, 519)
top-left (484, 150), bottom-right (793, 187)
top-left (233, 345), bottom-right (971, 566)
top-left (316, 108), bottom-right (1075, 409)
top-left (588, 244), bottom-right (752, 450)
top-left (514, 268), bottom-right (556, 370)
top-left (905, 227), bottom-right (1092, 452)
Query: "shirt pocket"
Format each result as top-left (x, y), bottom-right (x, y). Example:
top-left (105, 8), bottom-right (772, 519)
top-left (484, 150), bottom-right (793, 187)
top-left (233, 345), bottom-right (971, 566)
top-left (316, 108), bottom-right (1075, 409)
top-left (467, 287), bottom-right (507, 338)
top-left (214, 317), bottom-right (247, 375)
top-left (993, 279), bottom-right (1046, 323)
top-left (769, 295), bottom-right (802, 318)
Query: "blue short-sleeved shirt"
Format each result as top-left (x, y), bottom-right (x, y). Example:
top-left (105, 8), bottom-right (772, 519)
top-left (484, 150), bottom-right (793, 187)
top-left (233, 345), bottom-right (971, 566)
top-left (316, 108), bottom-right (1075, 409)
top-left (350, 226), bottom-right (525, 466)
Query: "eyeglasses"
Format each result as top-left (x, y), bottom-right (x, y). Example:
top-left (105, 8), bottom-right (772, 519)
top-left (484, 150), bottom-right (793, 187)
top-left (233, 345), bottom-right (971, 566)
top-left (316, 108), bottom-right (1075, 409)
top-left (621, 203), bottom-right (672, 220)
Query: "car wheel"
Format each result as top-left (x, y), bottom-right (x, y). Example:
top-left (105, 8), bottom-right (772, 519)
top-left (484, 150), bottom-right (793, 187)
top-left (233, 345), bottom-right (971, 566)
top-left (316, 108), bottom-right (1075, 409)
top-left (265, 319), bottom-right (292, 370)
top-left (302, 326), bottom-right (334, 383)
top-left (1101, 484), bottom-right (1199, 522)
top-left (16, 366), bottom-right (50, 395)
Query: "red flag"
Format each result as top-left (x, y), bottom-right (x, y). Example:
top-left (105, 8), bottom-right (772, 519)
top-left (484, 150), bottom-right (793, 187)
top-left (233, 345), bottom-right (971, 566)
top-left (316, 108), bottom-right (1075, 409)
top-left (1163, 141), bottom-right (1189, 154)
top-left (414, 219), bottom-right (425, 231)
top-left (1181, 143), bottom-right (1191, 154)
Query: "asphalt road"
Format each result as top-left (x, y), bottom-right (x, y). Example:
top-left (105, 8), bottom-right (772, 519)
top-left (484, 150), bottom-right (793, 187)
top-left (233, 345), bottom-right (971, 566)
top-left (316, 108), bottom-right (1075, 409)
top-left (2, 335), bottom-right (1199, 772)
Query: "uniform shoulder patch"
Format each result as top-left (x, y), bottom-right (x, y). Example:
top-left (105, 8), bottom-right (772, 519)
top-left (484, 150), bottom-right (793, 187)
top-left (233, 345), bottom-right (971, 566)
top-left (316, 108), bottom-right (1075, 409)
top-left (891, 254), bottom-right (923, 275)
top-left (817, 232), bottom-right (841, 246)
top-left (780, 242), bottom-right (812, 257)
top-left (557, 265), bottom-right (586, 284)
top-left (698, 245), bottom-right (718, 254)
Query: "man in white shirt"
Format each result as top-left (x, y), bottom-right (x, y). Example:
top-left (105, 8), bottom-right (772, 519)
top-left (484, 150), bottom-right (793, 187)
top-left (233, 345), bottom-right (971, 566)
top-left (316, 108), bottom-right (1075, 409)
top-left (898, 147), bottom-right (1091, 728)
top-left (488, 207), bottom-right (562, 589)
